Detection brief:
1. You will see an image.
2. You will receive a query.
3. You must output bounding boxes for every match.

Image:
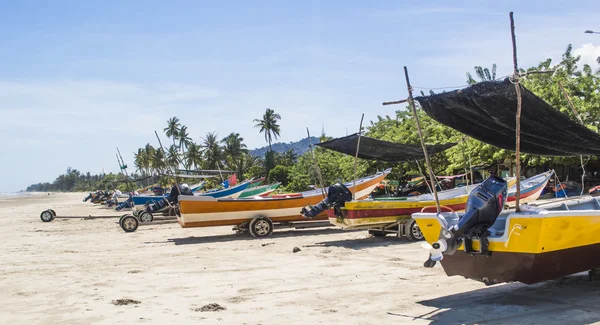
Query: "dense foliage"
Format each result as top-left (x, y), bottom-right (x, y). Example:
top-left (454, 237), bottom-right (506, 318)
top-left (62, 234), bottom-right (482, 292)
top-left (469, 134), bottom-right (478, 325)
top-left (26, 45), bottom-right (600, 193)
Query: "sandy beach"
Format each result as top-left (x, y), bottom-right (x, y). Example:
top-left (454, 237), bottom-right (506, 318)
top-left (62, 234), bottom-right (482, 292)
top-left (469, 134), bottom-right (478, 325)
top-left (2, 193), bottom-right (600, 325)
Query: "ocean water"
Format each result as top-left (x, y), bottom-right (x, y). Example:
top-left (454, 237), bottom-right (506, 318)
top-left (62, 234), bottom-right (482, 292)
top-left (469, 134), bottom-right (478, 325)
top-left (0, 192), bottom-right (43, 197)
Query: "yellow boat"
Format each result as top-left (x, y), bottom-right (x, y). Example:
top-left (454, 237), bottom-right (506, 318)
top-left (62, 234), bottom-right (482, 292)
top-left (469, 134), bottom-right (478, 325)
top-left (327, 177), bottom-right (517, 240)
top-left (413, 194), bottom-right (600, 285)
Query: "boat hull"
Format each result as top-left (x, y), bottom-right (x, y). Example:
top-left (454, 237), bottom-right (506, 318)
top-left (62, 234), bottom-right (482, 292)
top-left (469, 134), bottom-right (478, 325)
top-left (178, 171), bottom-right (390, 228)
top-left (439, 243), bottom-right (600, 284)
top-left (328, 196), bottom-right (470, 229)
top-left (413, 197), bottom-right (600, 284)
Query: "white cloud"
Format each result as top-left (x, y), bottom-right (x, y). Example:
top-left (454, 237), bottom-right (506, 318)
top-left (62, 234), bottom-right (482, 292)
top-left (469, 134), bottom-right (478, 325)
top-left (573, 43), bottom-right (600, 69)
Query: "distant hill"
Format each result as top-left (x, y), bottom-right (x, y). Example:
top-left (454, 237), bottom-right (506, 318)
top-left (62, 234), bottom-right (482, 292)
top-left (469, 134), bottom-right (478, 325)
top-left (250, 137), bottom-right (319, 157)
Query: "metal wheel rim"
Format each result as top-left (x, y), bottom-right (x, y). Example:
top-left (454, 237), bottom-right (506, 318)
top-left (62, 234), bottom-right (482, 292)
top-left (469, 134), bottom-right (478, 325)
top-left (411, 223), bottom-right (424, 240)
top-left (253, 220), bottom-right (270, 236)
top-left (123, 218), bottom-right (137, 231)
top-left (140, 213), bottom-right (152, 222)
top-left (41, 211), bottom-right (53, 221)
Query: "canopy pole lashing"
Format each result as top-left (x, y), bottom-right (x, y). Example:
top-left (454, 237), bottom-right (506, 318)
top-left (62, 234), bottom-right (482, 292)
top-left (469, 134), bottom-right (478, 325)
top-left (404, 66), bottom-right (441, 214)
top-left (306, 128), bottom-right (327, 198)
top-left (352, 114), bottom-right (365, 200)
top-left (510, 12), bottom-right (522, 212)
top-left (558, 81), bottom-right (586, 195)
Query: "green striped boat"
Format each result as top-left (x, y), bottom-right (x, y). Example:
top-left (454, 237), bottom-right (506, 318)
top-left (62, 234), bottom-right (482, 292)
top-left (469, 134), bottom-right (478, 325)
top-left (238, 182), bottom-right (281, 198)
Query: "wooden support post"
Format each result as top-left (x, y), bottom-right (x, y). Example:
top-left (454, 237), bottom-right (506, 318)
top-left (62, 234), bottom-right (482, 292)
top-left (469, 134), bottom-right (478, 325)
top-left (352, 114), bottom-right (365, 199)
top-left (307, 128), bottom-right (327, 198)
top-left (510, 12), bottom-right (522, 212)
top-left (405, 66), bottom-right (441, 213)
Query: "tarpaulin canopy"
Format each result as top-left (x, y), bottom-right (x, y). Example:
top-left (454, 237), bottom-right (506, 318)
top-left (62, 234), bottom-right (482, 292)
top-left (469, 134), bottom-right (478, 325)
top-left (416, 79), bottom-right (600, 156)
top-left (316, 133), bottom-right (456, 162)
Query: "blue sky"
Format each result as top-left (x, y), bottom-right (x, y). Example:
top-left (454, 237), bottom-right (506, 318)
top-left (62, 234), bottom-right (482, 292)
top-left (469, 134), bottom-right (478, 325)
top-left (1, 1), bottom-right (599, 192)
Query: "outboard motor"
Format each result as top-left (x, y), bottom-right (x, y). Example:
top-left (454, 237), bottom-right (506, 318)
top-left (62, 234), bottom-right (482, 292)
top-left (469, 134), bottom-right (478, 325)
top-left (145, 198), bottom-right (168, 213)
top-left (426, 175), bottom-right (507, 265)
top-left (115, 196), bottom-right (133, 211)
top-left (301, 183), bottom-right (353, 219)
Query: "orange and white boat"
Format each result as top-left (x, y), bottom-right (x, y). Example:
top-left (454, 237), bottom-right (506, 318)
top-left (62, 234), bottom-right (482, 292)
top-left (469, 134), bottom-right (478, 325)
top-left (177, 169), bottom-right (391, 237)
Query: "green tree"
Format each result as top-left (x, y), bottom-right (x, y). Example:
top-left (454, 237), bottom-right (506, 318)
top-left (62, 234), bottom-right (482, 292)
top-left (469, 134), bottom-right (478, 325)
top-left (268, 165), bottom-right (290, 186)
top-left (164, 117), bottom-right (181, 147)
top-left (221, 132), bottom-right (248, 170)
top-left (201, 132), bottom-right (223, 170)
top-left (466, 64), bottom-right (497, 85)
top-left (253, 108), bottom-right (281, 151)
top-left (185, 142), bottom-right (204, 170)
top-left (178, 125), bottom-right (193, 154)
top-left (166, 144), bottom-right (181, 169)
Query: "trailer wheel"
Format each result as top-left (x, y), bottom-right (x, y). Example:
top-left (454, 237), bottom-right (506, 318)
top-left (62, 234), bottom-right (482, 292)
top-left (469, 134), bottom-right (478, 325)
top-left (405, 218), bottom-right (424, 242)
top-left (49, 209), bottom-right (57, 217)
top-left (119, 214), bottom-right (128, 227)
top-left (121, 215), bottom-right (139, 233)
top-left (40, 210), bottom-right (55, 222)
top-left (138, 211), bottom-right (153, 223)
top-left (249, 216), bottom-right (274, 238)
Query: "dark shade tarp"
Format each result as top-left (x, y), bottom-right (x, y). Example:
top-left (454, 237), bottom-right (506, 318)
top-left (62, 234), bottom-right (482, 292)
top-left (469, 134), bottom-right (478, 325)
top-left (416, 79), bottom-right (600, 156)
top-left (316, 133), bottom-right (456, 162)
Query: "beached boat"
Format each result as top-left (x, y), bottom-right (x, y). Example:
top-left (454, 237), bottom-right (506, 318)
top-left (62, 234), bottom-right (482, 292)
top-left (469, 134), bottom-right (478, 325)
top-left (131, 181), bottom-right (251, 209)
top-left (409, 78), bottom-right (600, 284)
top-left (414, 193), bottom-right (600, 284)
top-left (325, 175), bottom-right (530, 238)
top-left (238, 182), bottom-right (281, 198)
top-left (176, 169), bottom-right (391, 237)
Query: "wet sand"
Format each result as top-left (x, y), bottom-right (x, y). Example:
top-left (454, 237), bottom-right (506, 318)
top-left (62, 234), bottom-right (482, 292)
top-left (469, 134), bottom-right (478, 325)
top-left (2, 193), bottom-right (600, 325)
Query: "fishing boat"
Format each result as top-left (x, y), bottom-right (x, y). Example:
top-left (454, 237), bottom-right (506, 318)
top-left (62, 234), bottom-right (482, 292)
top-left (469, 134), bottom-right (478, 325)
top-left (131, 180), bottom-right (251, 209)
top-left (326, 175), bottom-right (526, 238)
top-left (414, 192), bottom-right (600, 284)
top-left (506, 170), bottom-right (552, 204)
top-left (409, 76), bottom-right (600, 284)
top-left (238, 182), bottom-right (281, 198)
top-left (176, 169), bottom-right (391, 237)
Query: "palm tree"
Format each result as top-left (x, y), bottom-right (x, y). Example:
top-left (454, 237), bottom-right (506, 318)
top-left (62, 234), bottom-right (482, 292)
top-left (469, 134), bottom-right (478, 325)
top-left (235, 153), bottom-right (260, 181)
top-left (221, 132), bottom-right (248, 170)
top-left (164, 117), bottom-right (181, 147)
top-left (253, 108), bottom-right (281, 151)
top-left (185, 142), bottom-right (204, 170)
top-left (281, 149), bottom-right (297, 166)
top-left (150, 148), bottom-right (167, 176)
top-left (466, 64), bottom-right (497, 85)
top-left (201, 132), bottom-right (223, 170)
top-left (178, 125), bottom-right (193, 154)
top-left (167, 144), bottom-right (181, 169)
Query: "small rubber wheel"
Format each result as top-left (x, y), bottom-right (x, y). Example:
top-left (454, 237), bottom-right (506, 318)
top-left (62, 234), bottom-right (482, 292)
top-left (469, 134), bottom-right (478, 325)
top-left (139, 211), bottom-right (153, 223)
top-left (405, 218), bottom-right (424, 242)
top-left (120, 215), bottom-right (139, 232)
top-left (249, 216), bottom-right (274, 238)
top-left (40, 210), bottom-right (55, 222)
top-left (119, 214), bottom-right (128, 227)
top-left (368, 229), bottom-right (387, 237)
top-left (49, 209), bottom-right (56, 217)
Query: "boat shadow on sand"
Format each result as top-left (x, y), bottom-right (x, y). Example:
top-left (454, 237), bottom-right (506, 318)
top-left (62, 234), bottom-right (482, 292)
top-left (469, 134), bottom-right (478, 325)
top-left (388, 274), bottom-right (600, 325)
top-left (305, 236), bottom-right (414, 250)
top-left (164, 228), bottom-right (363, 246)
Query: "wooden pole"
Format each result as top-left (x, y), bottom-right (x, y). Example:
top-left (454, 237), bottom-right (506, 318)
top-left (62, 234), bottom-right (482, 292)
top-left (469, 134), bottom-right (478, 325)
top-left (405, 66), bottom-right (441, 213)
top-left (352, 114), bottom-right (365, 199)
top-left (558, 81), bottom-right (586, 195)
top-left (307, 128), bottom-right (327, 198)
top-left (510, 12), bottom-right (522, 212)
